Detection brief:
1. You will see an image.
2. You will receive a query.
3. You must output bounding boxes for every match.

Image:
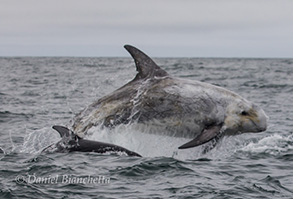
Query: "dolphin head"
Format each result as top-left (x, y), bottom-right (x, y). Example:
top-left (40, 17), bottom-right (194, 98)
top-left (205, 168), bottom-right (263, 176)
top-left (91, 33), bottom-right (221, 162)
top-left (224, 98), bottom-right (268, 135)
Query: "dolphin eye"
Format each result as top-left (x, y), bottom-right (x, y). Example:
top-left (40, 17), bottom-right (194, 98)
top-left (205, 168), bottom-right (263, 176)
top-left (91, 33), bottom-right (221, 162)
top-left (241, 111), bottom-right (249, 116)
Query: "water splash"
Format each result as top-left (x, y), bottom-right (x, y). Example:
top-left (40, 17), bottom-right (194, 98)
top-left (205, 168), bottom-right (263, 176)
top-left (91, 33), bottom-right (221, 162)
top-left (87, 124), bottom-right (244, 160)
top-left (240, 133), bottom-right (293, 155)
top-left (20, 127), bottom-right (59, 154)
top-left (17, 123), bottom-right (291, 162)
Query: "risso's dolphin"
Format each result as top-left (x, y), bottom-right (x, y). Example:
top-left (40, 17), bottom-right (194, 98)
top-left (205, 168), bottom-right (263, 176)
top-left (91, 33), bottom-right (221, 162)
top-left (42, 126), bottom-right (141, 157)
top-left (71, 45), bottom-right (268, 150)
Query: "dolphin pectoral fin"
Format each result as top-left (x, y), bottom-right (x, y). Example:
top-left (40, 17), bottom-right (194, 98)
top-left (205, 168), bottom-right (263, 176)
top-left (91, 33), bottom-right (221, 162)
top-left (178, 125), bottom-right (223, 149)
top-left (124, 45), bottom-right (169, 80)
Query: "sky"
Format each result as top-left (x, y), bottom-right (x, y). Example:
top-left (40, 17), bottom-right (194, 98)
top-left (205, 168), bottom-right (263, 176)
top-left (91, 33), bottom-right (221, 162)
top-left (1, 0), bottom-right (293, 58)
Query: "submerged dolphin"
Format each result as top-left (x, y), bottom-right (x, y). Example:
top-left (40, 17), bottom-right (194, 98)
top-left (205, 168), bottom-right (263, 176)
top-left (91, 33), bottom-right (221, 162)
top-left (71, 45), bottom-right (268, 150)
top-left (42, 126), bottom-right (141, 157)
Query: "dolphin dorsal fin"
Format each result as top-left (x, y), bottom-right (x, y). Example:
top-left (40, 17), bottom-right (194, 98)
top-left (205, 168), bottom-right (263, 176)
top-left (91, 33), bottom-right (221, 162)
top-left (52, 125), bottom-right (72, 138)
top-left (124, 45), bottom-right (168, 80)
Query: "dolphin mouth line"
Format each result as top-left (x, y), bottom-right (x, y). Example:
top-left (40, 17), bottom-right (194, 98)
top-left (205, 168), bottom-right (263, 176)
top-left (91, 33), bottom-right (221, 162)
top-left (250, 119), bottom-right (267, 132)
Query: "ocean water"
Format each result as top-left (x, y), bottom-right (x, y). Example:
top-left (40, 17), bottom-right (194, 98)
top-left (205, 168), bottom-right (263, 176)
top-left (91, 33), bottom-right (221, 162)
top-left (0, 57), bottom-right (292, 198)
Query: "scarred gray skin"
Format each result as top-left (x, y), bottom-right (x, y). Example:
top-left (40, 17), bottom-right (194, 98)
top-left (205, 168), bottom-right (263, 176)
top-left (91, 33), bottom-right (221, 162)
top-left (70, 45), bottom-right (268, 149)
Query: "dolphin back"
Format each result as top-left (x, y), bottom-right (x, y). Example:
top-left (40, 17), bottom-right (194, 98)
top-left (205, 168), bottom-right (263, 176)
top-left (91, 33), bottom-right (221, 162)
top-left (51, 125), bottom-right (141, 157)
top-left (75, 139), bottom-right (142, 157)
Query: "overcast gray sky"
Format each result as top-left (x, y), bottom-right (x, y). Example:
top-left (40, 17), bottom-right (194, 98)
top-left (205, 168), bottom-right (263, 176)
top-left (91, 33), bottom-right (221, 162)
top-left (1, 0), bottom-right (293, 57)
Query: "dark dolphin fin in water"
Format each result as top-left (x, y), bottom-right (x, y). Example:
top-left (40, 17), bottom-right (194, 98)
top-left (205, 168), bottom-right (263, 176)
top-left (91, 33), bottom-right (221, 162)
top-left (124, 45), bottom-right (169, 80)
top-left (0, 147), bottom-right (4, 154)
top-left (178, 124), bottom-right (223, 149)
top-left (43, 126), bottom-right (141, 157)
top-left (53, 125), bottom-right (71, 137)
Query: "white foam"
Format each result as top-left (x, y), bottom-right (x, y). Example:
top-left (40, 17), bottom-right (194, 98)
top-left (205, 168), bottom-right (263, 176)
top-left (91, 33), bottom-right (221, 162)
top-left (240, 134), bottom-right (293, 154)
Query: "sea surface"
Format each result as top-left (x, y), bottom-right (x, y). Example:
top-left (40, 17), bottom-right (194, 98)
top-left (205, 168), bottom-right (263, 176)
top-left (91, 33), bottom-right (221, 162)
top-left (0, 57), bottom-right (292, 199)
